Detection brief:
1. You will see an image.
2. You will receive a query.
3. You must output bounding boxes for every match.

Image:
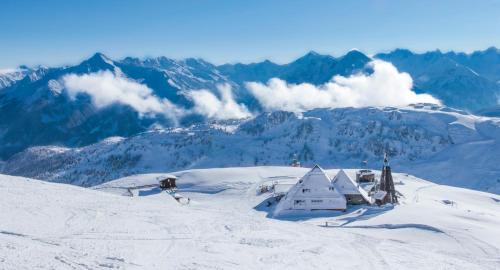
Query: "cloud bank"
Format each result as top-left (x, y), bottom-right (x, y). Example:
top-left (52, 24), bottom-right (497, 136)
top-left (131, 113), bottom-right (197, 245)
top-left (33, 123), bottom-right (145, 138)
top-left (187, 84), bottom-right (252, 120)
top-left (246, 60), bottom-right (440, 112)
top-left (62, 71), bottom-right (184, 122)
top-left (62, 72), bottom-right (249, 121)
top-left (61, 60), bottom-right (441, 122)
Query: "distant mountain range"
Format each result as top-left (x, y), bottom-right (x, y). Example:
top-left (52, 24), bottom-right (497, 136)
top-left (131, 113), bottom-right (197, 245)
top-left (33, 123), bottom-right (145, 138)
top-left (1, 47), bottom-right (499, 159)
top-left (376, 47), bottom-right (500, 110)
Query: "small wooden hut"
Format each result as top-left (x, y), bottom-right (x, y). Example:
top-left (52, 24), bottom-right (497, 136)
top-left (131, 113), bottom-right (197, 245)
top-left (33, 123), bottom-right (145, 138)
top-left (159, 175), bottom-right (177, 190)
top-left (356, 169), bottom-right (375, 183)
top-left (290, 154), bottom-right (301, 167)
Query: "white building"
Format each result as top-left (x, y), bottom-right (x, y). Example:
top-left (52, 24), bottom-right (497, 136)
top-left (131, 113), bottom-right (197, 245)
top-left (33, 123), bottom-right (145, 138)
top-left (332, 169), bottom-right (375, 205)
top-left (274, 166), bottom-right (378, 215)
top-left (274, 165), bottom-right (347, 213)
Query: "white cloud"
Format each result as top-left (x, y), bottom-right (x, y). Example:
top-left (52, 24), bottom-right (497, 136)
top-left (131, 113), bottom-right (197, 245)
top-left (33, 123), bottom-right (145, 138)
top-left (187, 84), bottom-right (252, 120)
top-left (62, 71), bottom-right (184, 122)
top-left (246, 60), bottom-right (440, 112)
top-left (60, 61), bottom-right (441, 123)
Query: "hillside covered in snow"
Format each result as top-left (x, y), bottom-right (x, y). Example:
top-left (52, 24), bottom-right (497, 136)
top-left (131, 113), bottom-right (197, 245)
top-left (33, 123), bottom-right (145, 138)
top-left (1, 47), bottom-right (500, 159)
top-left (4, 104), bottom-right (500, 195)
top-left (1, 167), bottom-right (499, 269)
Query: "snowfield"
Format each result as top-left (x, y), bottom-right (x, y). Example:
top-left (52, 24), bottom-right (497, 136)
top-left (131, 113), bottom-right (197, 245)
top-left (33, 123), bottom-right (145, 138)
top-left (1, 166), bottom-right (500, 269)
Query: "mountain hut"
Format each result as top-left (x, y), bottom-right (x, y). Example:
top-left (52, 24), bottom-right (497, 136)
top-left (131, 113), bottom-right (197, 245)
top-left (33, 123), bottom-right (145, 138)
top-left (333, 169), bottom-right (374, 205)
top-left (274, 165), bottom-right (346, 212)
top-left (158, 175), bottom-right (177, 190)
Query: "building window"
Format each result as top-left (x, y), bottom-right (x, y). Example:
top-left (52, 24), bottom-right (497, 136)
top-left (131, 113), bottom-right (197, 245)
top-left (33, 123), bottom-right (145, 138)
top-left (329, 187), bottom-right (335, 191)
top-left (311, 199), bottom-right (323, 204)
top-left (294, 200), bottom-right (305, 205)
top-left (302, 188), bottom-right (311, 193)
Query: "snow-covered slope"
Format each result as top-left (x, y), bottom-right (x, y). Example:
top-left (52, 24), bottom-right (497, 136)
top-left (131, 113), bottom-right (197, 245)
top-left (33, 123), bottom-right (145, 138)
top-left (375, 49), bottom-right (500, 111)
top-left (0, 53), bottom-right (231, 159)
top-left (1, 167), bottom-right (499, 269)
top-left (2, 47), bottom-right (500, 159)
top-left (0, 68), bottom-right (27, 89)
top-left (0, 66), bottom-right (48, 89)
top-left (4, 104), bottom-right (500, 194)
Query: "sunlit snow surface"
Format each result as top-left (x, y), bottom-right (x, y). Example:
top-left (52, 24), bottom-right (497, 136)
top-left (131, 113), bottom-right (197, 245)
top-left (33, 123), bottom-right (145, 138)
top-left (1, 166), bottom-right (499, 269)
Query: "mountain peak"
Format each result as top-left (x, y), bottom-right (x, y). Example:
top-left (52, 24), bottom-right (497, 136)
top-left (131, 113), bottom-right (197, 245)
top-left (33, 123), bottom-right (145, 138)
top-left (305, 50), bottom-right (320, 56)
top-left (89, 52), bottom-right (111, 61)
top-left (82, 52), bottom-right (114, 66)
top-left (292, 51), bottom-right (334, 65)
top-left (483, 46), bottom-right (499, 54)
top-left (72, 52), bottom-right (117, 73)
top-left (120, 56), bottom-right (142, 66)
top-left (341, 49), bottom-right (370, 62)
top-left (344, 49), bottom-right (367, 57)
top-left (389, 48), bottom-right (414, 57)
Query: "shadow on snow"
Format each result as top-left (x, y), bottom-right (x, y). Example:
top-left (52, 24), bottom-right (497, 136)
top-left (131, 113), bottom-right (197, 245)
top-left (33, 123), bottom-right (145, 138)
top-left (253, 196), bottom-right (393, 222)
top-left (253, 196), bottom-right (443, 233)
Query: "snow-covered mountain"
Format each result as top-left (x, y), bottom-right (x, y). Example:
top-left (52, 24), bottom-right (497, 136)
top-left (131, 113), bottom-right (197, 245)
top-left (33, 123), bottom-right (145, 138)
top-left (4, 104), bottom-right (500, 194)
top-left (218, 50), bottom-right (371, 85)
top-left (0, 53), bottom-right (232, 159)
top-left (1, 167), bottom-right (499, 269)
top-left (0, 66), bottom-right (49, 89)
top-left (0, 68), bottom-right (27, 89)
top-left (1, 48), bottom-right (500, 160)
top-left (375, 48), bottom-right (500, 111)
top-left (445, 46), bottom-right (500, 82)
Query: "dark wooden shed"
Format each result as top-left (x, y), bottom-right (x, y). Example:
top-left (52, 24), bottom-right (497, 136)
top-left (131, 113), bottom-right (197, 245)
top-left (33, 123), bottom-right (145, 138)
top-left (159, 176), bottom-right (177, 190)
top-left (356, 169), bottom-right (375, 183)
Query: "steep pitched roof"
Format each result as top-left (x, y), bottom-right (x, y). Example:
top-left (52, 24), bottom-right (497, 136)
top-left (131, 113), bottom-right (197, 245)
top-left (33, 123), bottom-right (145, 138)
top-left (333, 170), bottom-right (361, 195)
top-left (332, 169), bottom-right (374, 204)
top-left (274, 165), bottom-right (346, 214)
top-left (295, 164), bottom-right (332, 190)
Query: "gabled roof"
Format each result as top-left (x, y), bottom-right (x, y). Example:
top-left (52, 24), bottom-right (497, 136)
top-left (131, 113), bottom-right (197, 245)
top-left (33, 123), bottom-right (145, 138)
top-left (274, 165), bottom-right (346, 214)
top-left (283, 165), bottom-right (343, 199)
top-left (333, 170), bottom-right (360, 195)
top-left (296, 164), bottom-right (332, 188)
top-left (332, 169), bottom-right (374, 204)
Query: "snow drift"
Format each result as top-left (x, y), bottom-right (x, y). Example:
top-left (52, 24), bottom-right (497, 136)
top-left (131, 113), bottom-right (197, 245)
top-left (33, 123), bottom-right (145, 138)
top-left (1, 167), bottom-right (499, 269)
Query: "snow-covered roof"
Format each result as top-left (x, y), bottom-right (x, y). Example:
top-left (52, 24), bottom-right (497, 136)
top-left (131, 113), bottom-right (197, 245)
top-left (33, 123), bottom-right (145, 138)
top-left (373, 190), bottom-right (387, 200)
top-left (158, 174), bottom-right (176, 179)
top-left (274, 165), bottom-right (346, 214)
top-left (287, 165), bottom-right (339, 198)
top-left (158, 174), bottom-right (177, 183)
top-left (333, 169), bottom-right (374, 203)
top-left (333, 170), bottom-right (361, 195)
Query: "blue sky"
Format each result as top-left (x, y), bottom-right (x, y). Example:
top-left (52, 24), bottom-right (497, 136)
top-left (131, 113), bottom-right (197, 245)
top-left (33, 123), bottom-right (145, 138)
top-left (1, 0), bottom-right (499, 68)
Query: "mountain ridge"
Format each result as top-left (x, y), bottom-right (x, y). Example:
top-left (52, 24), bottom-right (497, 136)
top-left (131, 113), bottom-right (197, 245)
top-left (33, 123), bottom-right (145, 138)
top-left (4, 104), bottom-right (500, 195)
top-left (1, 47), bottom-right (499, 159)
